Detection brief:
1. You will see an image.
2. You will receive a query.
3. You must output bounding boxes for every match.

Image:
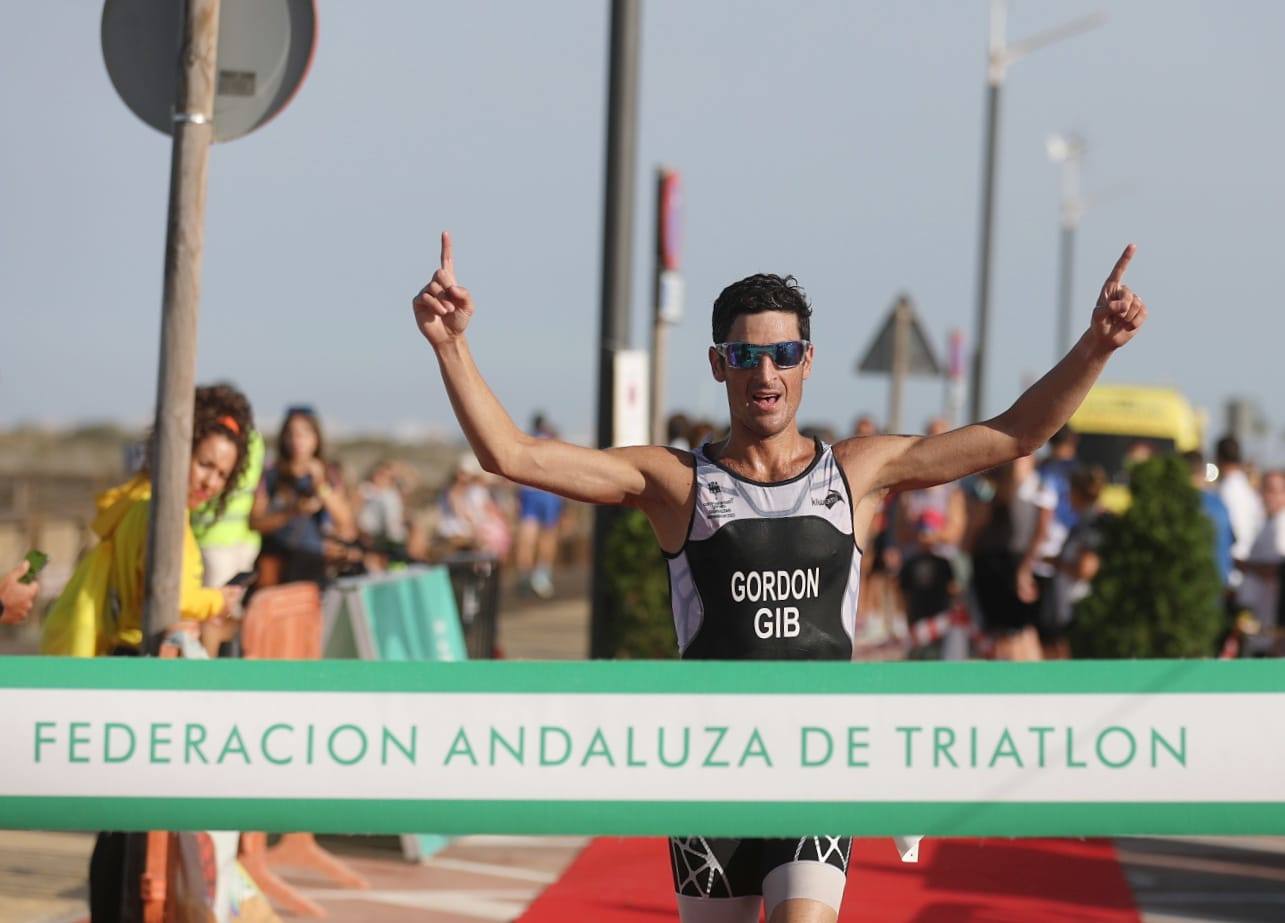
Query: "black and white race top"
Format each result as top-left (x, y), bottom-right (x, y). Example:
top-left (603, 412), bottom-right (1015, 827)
top-left (666, 439), bottom-right (862, 661)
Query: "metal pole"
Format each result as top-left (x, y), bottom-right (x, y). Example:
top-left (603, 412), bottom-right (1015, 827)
top-left (650, 169), bottom-right (667, 444)
top-left (968, 2), bottom-right (1103, 420)
top-left (140, 0), bottom-right (221, 645)
top-left (590, 0), bottom-right (640, 659)
top-left (1051, 135), bottom-right (1082, 358)
top-left (969, 77), bottom-right (1001, 423)
top-left (1057, 221), bottom-right (1075, 357)
top-left (650, 316), bottom-right (668, 444)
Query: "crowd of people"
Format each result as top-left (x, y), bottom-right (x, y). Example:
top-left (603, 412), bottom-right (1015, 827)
top-left (14, 391), bottom-right (569, 660)
top-left (6, 383), bottom-right (573, 919)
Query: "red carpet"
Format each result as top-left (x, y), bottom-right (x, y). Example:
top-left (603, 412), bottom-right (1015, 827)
top-left (519, 837), bottom-right (1141, 922)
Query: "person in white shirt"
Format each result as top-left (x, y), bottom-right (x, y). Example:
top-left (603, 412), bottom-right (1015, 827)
top-left (1238, 469), bottom-right (1285, 655)
top-left (1217, 435), bottom-right (1264, 585)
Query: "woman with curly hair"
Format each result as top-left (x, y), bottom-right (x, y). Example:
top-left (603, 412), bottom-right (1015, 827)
top-left (41, 383), bottom-right (256, 658)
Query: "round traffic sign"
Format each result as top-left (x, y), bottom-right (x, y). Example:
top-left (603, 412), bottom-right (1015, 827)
top-left (101, 0), bottom-right (316, 142)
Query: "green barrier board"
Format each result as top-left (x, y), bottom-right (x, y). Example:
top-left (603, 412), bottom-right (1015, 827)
top-left (322, 567), bottom-right (466, 858)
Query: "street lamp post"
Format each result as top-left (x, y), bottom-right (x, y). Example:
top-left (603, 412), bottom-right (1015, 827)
top-left (968, 0), bottom-right (1106, 422)
top-left (1047, 133), bottom-right (1084, 360)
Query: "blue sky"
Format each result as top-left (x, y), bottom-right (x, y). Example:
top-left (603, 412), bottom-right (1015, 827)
top-left (3, 1), bottom-right (1283, 460)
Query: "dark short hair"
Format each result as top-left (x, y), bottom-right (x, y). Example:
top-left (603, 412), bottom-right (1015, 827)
top-left (1215, 435), bottom-right (1241, 466)
top-left (711, 273), bottom-right (811, 343)
top-left (1182, 449), bottom-right (1205, 476)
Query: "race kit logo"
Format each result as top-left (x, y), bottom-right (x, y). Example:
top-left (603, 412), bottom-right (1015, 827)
top-left (703, 481), bottom-right (735, 519)
top-left (813, 489), bottom-right (844, 509)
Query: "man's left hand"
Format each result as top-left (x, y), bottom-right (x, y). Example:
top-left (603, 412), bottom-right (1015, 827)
top-left (1089, 243), bottom-right (1147, 351)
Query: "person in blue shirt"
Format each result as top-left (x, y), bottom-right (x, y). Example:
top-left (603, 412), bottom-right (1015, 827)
top-left (1040, 425), bottom-right (1080, 532)
top-left (1184, 450), bottom-right (1234, 586)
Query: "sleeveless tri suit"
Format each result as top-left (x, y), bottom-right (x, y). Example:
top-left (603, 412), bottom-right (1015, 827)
top-left (665, 439), bottom-right (861, 905)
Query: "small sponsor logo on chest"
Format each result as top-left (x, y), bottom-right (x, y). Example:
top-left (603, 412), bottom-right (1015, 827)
top-left (703, 480), bottom-right (735, 519)
top-left (812, 489), bottom-right (845, 509)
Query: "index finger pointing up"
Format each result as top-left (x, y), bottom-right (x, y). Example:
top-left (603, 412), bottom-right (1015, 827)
top-left (441, 230), bottom-right (454, 273)
top-left (1107, 243), bottom-right (1136, 285)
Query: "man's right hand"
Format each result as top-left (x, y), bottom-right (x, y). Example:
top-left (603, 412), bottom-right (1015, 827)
top-left (413, 231), bottom-right (475, 349)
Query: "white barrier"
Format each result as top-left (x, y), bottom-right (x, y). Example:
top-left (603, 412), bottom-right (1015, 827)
top-left (2, 658), bottom-right (1282, 835)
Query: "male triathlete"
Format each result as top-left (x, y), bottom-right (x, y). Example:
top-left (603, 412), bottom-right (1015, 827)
top-left (412, 232), bottom-right (1147, 923)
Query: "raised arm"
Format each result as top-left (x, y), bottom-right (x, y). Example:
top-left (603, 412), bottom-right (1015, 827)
top-left (412, 232), bottom-right (687, 509)
top-left (839, 244), bottom-right (1147, 496)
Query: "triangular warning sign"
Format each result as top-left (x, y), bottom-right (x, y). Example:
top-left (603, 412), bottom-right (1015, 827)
top-left (856, 295), bottom-right (942, 377)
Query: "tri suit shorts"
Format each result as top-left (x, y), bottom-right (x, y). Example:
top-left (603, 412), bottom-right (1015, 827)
top-left (669, 835), bottom-right (851, 921)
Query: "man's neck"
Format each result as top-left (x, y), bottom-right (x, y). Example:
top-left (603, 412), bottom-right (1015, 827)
top-left (712, 424), bottom-right (814, 482)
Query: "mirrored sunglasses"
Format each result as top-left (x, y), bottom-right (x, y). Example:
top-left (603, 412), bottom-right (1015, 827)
top-left (714, 340), bottom-right (810, 370)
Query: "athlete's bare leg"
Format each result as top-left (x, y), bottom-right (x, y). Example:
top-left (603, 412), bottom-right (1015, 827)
top-left (768, 899), bottom-right (838, 923)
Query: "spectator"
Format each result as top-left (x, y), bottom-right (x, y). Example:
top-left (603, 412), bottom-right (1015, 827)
top-left (0, 559), bottom-right (40, 625)
top-left (250, 406), bottom-right (356, 588)
top-left (897, 531), bottom-right (957, 631)
top-left (192, 421), bottom-right (265, 657)
top-left (358, 459), bottom-right (410, 566)
top-left (969, 461), bottom-right (1046, 660)
top-left (666, 413), bottom-right (692, 451)
top-left (894, 419), bottom-right (967, 657)
top-left (41, 384), bottom-right (252, 657)
top-left (1184, 449), bottom-right (1234, 587)
top-left (192, 426), bottom-right (265, 586)
top-left (436, 453), bottom-right (512, 558)
top-left (1040, 425), bottom-right (1080, 531)
top-left (1237, 469), bottom-right (1285, 655)
top-left (1011, 451), bottom-right (1062, 621)
top-left (1049, 465), bottom-right (1110, 658)
top-left (851, 414), bottom-right (879, 438)
top-left (1125, 440), bottom-right (1156, 466)
top-left (514, 414), bottom-right (565, 598)
top-left (895, 419), bottom-right (966, 563)
top-left (1217, 435), bottom-right (1265, 586)
top-left (686, 420), bottom-right (717, 451)
top-left (36, 385), bottom-right (254, 923)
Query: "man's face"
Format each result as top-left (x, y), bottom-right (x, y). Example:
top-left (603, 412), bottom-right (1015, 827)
top-left (709, 311), bottom-right (813, 439)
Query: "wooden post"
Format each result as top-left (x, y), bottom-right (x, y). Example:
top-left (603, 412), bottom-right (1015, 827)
top-left (141, 0), bottom-right (221, 643)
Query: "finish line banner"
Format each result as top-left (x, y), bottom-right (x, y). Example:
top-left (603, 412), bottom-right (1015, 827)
top-left (1, 658), bottom-right (1282, 837)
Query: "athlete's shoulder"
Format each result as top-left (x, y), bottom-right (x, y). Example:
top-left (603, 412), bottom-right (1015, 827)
top-left (607, 443), bottom-right (697, 505)
top-left (831, 434), bottom-right (909, 498)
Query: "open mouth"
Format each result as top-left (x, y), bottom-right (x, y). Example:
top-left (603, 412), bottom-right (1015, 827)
top-left (750, 390), bottom-right (781, 412)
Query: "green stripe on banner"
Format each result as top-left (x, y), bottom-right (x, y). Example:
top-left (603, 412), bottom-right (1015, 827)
top-left (1, 657), bottom-right (1282, 695)
top-left (2, 797), bottom-right (1284, 837)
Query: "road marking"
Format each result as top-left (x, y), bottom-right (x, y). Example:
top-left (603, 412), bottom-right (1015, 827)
top-left (1119, 849), bottom-right (1285, 883)
top-left (303, 887), bottom-right (540, 920)
top-left (1133, 891), bottom-right (1285, 904)
top-left (454, 834), bottom-right (590, 848)
top-left (421, 855), bottom-right (560, 883)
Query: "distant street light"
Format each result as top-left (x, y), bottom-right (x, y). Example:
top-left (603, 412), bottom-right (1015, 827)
top-left (968, 1), bottom-right (1106, 422)
top-left (1047, 132), bottom-right (1085, 360)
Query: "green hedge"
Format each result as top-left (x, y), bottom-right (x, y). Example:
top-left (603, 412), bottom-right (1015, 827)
top-left (1072, 455), bottom-right (1224, 658)
top-left (604, 508), bottom-right (677, 659)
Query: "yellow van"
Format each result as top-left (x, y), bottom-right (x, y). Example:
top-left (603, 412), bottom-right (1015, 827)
top-left (1068, 384), bottom-right (1204, 511)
